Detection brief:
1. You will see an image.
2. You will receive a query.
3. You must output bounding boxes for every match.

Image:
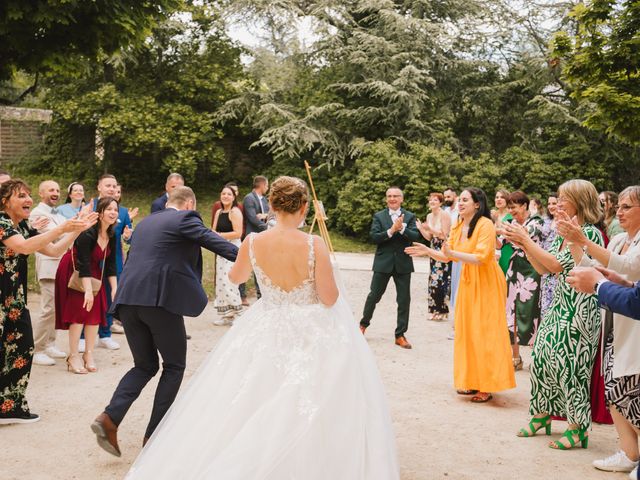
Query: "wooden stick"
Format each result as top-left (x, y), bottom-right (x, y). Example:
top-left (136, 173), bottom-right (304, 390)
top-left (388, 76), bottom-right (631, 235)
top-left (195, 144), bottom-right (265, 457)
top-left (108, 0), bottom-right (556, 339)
top-left (304, 160), bottom-right (335, 255)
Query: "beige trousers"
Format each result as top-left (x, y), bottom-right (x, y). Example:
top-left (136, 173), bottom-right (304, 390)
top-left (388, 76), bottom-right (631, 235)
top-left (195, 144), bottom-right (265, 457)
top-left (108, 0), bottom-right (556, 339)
top-left (33, 279), bottom-right (57, 352)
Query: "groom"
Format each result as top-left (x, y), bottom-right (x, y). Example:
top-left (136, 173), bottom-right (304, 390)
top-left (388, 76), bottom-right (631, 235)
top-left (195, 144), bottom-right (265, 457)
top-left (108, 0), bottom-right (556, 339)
top-left (360, 187), bottom-right (421, 349)
top-left (91, 186), bottom-right (238, 457)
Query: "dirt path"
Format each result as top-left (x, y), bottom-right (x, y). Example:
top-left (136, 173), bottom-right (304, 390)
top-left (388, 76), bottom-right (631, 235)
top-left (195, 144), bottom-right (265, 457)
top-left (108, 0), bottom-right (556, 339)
top-left (3, 257), bottom-right (621, 480)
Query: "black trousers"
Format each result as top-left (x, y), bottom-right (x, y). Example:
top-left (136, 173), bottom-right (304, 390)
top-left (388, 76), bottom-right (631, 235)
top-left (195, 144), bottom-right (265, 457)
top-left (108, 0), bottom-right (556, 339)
top-left (360, 271), bottom-right (411, 338)
top-left (104, 305), bottom-right (186, 439)
top-left (0, 309), bottom-right (34, 416)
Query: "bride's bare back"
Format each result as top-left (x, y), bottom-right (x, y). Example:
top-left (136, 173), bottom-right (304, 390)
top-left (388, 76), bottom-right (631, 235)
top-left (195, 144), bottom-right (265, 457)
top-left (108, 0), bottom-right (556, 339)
top-left (230, 229), bottom-right (338, 306)
top-left (252, 230), bottom-right (314, 292)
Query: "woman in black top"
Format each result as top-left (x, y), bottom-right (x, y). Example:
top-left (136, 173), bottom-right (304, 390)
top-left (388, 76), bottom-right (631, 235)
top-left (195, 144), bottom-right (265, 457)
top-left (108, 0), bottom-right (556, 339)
top-left (55, 197), bottom-right (119, 374)
top-left (212, 186), bottom-right (243, 325)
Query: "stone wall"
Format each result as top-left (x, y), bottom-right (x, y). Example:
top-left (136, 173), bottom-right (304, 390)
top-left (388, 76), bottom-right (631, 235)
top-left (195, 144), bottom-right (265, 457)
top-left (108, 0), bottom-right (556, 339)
top-left (0, 106), bottom-right (52, 165)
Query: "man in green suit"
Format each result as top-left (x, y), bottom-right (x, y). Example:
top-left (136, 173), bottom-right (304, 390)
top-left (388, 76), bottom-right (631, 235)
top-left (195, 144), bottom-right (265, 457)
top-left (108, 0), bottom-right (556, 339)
top-left (360, 187), bottom-right (421, 349)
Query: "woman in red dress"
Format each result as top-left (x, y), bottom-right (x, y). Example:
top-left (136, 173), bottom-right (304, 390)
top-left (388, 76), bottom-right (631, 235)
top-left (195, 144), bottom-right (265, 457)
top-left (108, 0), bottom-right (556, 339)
top-left (55, 197), bottom-right (118, 374)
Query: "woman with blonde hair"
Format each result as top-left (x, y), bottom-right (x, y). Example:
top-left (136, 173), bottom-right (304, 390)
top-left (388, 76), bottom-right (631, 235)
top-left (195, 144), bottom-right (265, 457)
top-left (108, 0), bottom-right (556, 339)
top-left (123, 176), bottom-right (399, 479)
top-left (504, 179), bottom-right (603, 450)
top-left (560, 185), bottom-right (640, 475)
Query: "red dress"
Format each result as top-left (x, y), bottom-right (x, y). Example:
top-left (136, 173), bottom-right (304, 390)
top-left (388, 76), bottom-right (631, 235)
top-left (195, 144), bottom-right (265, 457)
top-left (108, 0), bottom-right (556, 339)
top-left (55, 244), bottom-right (110, 329)
top-left (591, 227), bottom-right (613, 424)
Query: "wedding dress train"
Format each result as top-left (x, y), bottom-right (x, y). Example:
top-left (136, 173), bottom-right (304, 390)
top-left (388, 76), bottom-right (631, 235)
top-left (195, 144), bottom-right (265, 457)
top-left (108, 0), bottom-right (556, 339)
top-left (125, 234), bottom-right (399, 479)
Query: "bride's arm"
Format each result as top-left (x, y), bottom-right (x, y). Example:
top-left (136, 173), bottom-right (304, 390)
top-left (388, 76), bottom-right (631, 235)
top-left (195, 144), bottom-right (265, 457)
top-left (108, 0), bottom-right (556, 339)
top-left (229, 238), bottom-right (252, 284)
top-left (314, 237), bottom-right (339, 306)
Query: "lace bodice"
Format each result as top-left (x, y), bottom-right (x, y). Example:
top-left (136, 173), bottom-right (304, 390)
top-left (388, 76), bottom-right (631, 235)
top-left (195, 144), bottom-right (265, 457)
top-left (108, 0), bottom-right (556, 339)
top-left (249, 233), bottom-right (320, 306)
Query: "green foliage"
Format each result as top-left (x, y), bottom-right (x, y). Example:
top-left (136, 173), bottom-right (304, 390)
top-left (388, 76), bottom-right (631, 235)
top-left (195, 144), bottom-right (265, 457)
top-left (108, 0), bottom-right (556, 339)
top-left (552, 1), bottom-right (640, 144)
top-left (0, 0), bottom-right (181, 83)
top-left (33, 5), bottom-right (245, 186)
top-left (335, 140), bottom-right (460, 237)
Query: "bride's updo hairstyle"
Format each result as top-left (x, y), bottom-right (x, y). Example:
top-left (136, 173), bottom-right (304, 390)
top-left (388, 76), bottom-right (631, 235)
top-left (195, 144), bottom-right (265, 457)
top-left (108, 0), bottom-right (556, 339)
top-left (269, 176), bottom-right (309, 214)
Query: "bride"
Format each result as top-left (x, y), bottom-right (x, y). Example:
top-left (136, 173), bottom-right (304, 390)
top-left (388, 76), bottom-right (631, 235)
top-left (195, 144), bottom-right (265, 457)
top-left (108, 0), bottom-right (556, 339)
top-left (125, 176), bottom-right (400, 479)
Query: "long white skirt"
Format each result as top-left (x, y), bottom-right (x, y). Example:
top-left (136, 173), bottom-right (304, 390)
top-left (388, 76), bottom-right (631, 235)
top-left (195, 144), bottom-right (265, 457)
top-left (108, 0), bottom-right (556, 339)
top-left (125, 268), bottom-right (399, 480)
top-left (213, 239), bottom-right (242, 314)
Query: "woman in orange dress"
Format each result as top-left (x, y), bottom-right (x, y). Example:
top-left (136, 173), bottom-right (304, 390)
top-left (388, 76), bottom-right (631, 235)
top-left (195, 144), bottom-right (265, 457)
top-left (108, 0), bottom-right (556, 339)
top-left (406, 187), bottom-right (516, 402)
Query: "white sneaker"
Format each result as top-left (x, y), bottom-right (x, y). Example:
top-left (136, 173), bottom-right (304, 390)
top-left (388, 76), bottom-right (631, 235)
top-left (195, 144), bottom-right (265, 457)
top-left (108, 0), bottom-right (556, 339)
top-left (629, 466), bottom-right (638, 479)
top-left (593, 450), bottom-right (639, 472)
top-left (44, 346), bottom-right (67, 359)
top-left (78, 339), bottom-right (86, 353)
top-left (98, 337), bottom-right (120, 350)
top-left (32, 352), bottom-right (55, 366)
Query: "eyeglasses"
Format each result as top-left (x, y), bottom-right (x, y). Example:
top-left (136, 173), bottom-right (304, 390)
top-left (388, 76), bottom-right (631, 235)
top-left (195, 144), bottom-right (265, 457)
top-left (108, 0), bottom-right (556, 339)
top-left (616, 204), bottom-right (640, 213)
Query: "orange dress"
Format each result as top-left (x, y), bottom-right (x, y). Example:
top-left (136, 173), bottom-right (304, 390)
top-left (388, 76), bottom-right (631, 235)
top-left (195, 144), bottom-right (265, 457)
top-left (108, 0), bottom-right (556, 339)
top-left (449, 216), bottom-right (516, 392)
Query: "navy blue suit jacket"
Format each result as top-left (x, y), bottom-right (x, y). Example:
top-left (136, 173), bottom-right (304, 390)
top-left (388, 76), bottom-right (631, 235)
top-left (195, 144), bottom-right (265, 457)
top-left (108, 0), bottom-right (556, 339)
top-left (110, 208), bottom-right (238, 318)
top-left (599, 281), bottom-right (640, 320)
top-left (150, 193), bottom-right (168, 213)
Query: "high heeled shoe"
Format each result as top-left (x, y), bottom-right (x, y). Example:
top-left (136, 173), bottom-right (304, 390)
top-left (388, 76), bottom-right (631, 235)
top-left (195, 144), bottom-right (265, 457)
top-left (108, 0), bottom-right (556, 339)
top-left (83, 351), bottom-right (97, 373)
top-left (517, 415), bottom-right (552, 437)
top-left (549, 427), bottom-right (589, 450)
top-left (67, 354), bottom-right (88, 374)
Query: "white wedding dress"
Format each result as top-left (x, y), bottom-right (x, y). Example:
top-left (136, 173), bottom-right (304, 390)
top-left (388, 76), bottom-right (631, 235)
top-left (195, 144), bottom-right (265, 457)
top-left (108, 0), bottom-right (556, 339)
top-left (125, 234), bottom-right (399, 479)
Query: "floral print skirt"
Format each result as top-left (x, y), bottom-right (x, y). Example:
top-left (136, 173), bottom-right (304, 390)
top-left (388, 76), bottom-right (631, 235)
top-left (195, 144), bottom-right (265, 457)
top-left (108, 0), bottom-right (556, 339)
top-left (428, 238), bottom-right (450, 315)
top-left (0, 309), bottom-right (34, 417)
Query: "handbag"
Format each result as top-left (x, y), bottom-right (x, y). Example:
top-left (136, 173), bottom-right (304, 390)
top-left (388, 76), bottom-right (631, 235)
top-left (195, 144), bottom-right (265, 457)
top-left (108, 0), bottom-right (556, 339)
top-left (67, 245), bottom-right (107, 296)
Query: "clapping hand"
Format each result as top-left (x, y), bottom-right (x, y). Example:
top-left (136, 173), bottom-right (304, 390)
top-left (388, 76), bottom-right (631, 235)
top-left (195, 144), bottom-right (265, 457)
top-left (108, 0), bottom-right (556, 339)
top-left (501, 222), bottom-right (528, 248)
top-left (416, 219), bottom-right (430, 233)
top-left (30, 216), bottom-right (50, 231)
top-left (556, 211), bottom-right (584, 244)
top-left (405, 242), bottom-right (429, 257)
top-left (128, 207), bottom-right (139, 221)
top-left (123, 225), bottom-right (133, 241)
top-left (390, 214), bottom-right (405, 234)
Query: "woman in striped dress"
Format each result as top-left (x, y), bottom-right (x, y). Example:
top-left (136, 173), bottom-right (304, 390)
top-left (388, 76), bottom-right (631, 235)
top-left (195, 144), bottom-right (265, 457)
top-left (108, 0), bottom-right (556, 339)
top-left (504, 179), bottom-right (603, 450)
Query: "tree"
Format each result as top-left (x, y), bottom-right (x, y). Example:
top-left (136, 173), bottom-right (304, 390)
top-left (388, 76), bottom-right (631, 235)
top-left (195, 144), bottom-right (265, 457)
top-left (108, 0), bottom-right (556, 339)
top-left (28, 4), bottom-right (246, 185)
top-left (552, 0), bottom-right (640, 145)
top-left (0, 0), bottom-right (181, 90)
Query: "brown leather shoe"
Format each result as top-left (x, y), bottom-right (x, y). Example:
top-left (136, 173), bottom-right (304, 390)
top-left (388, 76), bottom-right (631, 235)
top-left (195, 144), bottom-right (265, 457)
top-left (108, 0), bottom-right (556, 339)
top-left (359, 325), bottom-right (367, 335)
top-left (91, 412), bottom-right (121, 457)
top-left (395, 336), bottom-right (412, 349)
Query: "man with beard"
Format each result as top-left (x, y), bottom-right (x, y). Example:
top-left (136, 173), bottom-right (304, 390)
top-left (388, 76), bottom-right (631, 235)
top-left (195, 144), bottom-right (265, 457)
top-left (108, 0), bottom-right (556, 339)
top-left (29, 180), bottom-right (69, 366)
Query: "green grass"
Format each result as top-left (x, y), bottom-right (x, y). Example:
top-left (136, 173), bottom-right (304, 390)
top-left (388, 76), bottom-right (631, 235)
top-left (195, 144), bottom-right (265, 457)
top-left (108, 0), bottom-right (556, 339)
top-left (25, 188), bottom-right (373, 297)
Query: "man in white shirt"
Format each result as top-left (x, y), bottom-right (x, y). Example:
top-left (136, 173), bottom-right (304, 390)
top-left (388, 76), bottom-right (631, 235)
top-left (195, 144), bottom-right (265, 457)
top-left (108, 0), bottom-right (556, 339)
top-left (29, 180), bottom-right (68, 366)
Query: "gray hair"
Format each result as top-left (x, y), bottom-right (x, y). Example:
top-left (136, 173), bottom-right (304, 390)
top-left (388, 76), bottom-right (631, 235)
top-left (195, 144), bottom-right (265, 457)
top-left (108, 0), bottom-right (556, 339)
top-left (619, 186), bottom-right (640, 205)
top-left (166, 172), bottom-right (184, 183)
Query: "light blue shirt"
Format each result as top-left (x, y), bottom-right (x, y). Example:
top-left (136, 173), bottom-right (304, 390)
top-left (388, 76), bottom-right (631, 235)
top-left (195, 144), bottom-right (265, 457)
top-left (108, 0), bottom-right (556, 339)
top-left (57, 203), bottom-right (82, 219)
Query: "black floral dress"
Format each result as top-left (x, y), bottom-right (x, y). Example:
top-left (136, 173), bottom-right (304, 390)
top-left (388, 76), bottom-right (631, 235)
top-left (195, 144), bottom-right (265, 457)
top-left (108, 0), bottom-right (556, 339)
top-left (0, 212), bottom-right (38, 418)
top-left (427, 215), bottom-right (450, 316)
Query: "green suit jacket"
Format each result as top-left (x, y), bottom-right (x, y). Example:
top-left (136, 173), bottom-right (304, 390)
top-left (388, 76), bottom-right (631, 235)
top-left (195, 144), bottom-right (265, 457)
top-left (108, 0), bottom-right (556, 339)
top-left (370, 208), bottom-right (421, 274)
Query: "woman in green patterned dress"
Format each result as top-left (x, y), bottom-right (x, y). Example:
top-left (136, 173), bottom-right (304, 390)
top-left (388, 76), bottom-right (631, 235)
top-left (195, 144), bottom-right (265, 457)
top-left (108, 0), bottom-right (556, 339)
top-left (0, 180), bottom-right (95, 424)
top-left (493, 189), bottom-right (513, 274)
top-left (503, 179), bottom-right (603, 450)
top-left (501, 191), bottom-right (544, 371)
